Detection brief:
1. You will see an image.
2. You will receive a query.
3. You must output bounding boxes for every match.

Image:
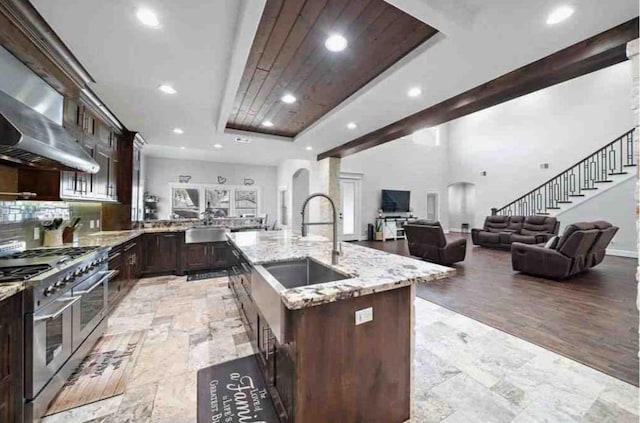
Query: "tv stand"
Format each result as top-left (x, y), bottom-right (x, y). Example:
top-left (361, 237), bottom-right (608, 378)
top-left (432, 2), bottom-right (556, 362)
top-left (376, 216), bottom-right (416, 241)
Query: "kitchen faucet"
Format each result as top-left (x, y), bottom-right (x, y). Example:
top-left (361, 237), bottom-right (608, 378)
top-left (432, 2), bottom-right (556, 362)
top-left (300, 193), bottom-right (341, 265)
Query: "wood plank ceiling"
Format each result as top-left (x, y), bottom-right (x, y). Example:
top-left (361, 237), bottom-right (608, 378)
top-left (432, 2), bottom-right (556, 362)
top-left (226, 0), bottom-right (438, 138)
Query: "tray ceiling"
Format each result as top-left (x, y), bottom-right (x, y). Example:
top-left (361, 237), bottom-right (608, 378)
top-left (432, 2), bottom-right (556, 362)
top-left (226, 0), bottom-right (438, 138)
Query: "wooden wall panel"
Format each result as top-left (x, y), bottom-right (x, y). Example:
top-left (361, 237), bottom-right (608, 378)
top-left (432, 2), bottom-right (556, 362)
top-left (226, 0), bottom-right (437, 137)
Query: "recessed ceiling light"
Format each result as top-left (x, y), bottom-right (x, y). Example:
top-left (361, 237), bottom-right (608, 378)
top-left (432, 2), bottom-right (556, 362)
top-left (325, 34), bottom-right (348, 52)
top-left (262, 120), bottom-right (274, 128)
top-left (213, 144), bottom-right (222, 149)
top-left (546, 6), bottom-right (574, 25)
top-left (158, 84), bottom-right (177, 94)
top-left (407, 87), bottom-right (422, 97)
top-left (281, 93), bottom-right (297, 104)
top-left (347, 122), bottom-right (357, 130)
top-left (305, 146), bottom-right (313, 151)
top-left (173, 128), bottom-right (184, 134)
top-left (180, 146), bottom-right (185, 150)
top-left (136, 8), bottom-right (160, 28)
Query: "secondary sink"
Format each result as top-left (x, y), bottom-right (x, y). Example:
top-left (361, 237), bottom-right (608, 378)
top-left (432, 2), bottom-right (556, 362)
top-left (262, 257), bottom-right (350, 289)
top-left (184, 227), bottom-right (229, 243)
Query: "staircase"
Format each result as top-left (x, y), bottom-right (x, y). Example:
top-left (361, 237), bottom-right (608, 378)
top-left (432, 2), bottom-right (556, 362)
top-left (494, 129), bottom-right (636, 216)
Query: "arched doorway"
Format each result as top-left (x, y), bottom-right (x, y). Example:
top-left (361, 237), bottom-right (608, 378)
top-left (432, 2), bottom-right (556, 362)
top-left (448, 182), bottom-right (476, 232)
top-left (291, 168), bottom-right (310, 233)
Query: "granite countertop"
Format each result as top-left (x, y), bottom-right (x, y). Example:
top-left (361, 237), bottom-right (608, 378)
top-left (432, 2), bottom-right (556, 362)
top-left (0, 282), bottom-right (25, 302)
top-left (227, 230), bottom-right (456, 310)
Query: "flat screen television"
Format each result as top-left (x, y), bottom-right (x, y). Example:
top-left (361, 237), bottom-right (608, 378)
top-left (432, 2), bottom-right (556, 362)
top-left (381, 190), bottom-right (410, 213)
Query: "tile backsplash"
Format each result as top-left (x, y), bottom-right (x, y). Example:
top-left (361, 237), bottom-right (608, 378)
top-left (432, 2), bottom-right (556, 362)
top-left (0, 201), bottom-right (102, 248)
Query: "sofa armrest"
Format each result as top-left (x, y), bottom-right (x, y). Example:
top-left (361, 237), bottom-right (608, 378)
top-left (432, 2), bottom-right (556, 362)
top-left (511, 242), bottom-right (572, 279)
top-left (534, 233), bottom-right (555, 243)
top-left (441, 238), bottom-right (467, 264)
top-left (471, 228), bottom-right (483, 245)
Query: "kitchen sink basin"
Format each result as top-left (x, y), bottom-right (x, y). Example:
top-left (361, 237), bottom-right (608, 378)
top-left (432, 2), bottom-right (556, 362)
top-left (262, 257), bottom-right (350, 289)
top-left (185, 227), bottom-right (229, 243)
top-left (252, 257), bottom-right (352, 344)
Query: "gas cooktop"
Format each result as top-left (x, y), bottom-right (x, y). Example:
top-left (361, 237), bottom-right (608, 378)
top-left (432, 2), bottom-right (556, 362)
top-left (6, 246), bottom-right (98, 260)
top-left (0, 264), bottom-right (52, 283)
top-left (0, 246), bottom-right (99, 283)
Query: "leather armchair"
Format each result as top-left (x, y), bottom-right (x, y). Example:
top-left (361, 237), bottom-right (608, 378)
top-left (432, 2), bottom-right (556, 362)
top-left (405, 221), bottom-right (466, 265)
top-left (511, 221), bottom-right (616, 279)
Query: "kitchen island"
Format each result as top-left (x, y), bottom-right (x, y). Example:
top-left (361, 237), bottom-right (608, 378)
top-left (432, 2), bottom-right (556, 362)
top-left (226, 230), bottom-right (455, 423)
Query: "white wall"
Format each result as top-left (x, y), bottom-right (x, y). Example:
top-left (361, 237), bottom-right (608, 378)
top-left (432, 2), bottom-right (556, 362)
top-left (291, 168), bottom-right (310, 233)
top-left (341, 126), bottom-right (450, 238)
top-left (144, 156), bottom-right (278, 221)
top-left (556, 177), bottom-right (637, 257)
top-left (447, 61), bottom-right (634, 228)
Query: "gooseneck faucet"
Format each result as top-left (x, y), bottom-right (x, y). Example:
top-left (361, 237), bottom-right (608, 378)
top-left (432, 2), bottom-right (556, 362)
top-left (300, 193), bottom-right (341, 265)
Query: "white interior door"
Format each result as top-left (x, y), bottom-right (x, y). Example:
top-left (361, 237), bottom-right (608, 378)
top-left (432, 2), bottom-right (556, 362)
top-left (340, 175), bottom-right (362, 241)
top-left (426, 192), bottom-right (439, 221)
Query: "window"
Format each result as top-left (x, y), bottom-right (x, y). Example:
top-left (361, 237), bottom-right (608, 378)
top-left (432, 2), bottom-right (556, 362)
top-left (169, 183), bottom-right (260, 219)
top-left (205, 188), bottom-right (230, 217)
top-left (171, 187), bottom-right (200, 219)
top-left (235, 189), bottom-right (258, 217)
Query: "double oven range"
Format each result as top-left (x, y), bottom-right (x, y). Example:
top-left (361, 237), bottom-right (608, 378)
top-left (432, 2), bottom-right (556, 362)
top-left (0, 243), bottom-right (115, 421)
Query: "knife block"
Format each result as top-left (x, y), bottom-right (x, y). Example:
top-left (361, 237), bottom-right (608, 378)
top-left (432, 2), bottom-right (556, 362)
top-left (62, 227), bottom-right (76, 244)
top-left (43, 229), bottom-right (63, 247)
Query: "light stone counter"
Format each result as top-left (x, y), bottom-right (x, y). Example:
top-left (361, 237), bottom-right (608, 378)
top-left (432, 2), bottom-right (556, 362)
top-left (227, 230), bottom-right (455, 309)
top-left (0, 282), bottom-right (25, 302)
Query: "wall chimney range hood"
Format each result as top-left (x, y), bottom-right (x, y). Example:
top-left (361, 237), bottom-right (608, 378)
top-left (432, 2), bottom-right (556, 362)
top-left (0, 89), bottom-right (99, 173)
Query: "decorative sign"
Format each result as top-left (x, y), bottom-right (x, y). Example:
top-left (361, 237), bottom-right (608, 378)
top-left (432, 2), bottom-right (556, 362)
top-left (197, 354), bottom-right (280, 423)
top-left (243, 178), bottom-right (255, 186)
top-left (179, 175), bottom-right (192, 183)
top-left (218, 176), bottom-right (227, 184)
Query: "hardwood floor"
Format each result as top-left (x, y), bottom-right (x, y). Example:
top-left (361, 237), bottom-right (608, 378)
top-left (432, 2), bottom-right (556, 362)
top-left (354, 235), bottom-right (639, 386)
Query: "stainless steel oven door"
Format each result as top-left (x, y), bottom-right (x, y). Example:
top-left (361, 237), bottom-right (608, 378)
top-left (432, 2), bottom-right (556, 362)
top-left (29, 292), bottom-right (80, 399)
top-left (71, 270), bottom-right (115, 351)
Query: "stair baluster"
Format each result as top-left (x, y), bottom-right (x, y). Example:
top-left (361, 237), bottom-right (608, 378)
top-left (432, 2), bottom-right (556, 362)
top-left (494, 129), bottom-right (635, 216)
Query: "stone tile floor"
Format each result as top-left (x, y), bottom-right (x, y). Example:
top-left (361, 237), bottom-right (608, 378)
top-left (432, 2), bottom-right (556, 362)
top-left (41, 275), bottom-right (638, 423)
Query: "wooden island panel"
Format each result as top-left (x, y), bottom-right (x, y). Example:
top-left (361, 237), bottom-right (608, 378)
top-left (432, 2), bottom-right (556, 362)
top-left (292, 286), bottom-right (412, 423)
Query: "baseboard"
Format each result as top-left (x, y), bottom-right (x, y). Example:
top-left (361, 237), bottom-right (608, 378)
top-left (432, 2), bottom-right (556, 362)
top-left (606, 248), bottom-right (638, 258)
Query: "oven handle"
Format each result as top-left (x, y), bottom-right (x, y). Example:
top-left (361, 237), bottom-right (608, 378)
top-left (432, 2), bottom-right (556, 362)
top-left (34, 296), bottom-right (81, 322)
top-left (75, 270), bottom-right (118, 295)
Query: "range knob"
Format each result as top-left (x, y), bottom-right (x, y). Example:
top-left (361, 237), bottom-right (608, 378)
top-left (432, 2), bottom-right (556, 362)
top-left (64, 274), bottom-right (73, 283)
top-left (54, 280), bottom-right (65, 288)
top-left (43, 286), bottom-right (57, 297)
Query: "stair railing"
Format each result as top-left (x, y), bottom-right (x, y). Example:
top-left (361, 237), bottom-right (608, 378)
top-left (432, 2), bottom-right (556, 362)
top-left (493, 129), bottom-right (636, 216)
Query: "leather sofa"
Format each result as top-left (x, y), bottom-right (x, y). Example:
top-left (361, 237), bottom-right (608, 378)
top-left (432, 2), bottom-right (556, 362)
top-left (405, 220), bottom-right (466, 265)
top-left (511, 221), bottom-right (618, 279)
top-left (471, 215), bottom-right (559, 249)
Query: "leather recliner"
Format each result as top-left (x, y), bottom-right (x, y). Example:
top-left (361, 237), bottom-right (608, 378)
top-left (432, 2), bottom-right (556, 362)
top-left (471, 215), bottom-right (559, 249)
top-left (511, 221), bottom-right (619, 280)
top-left (405, 221), bottom-right (467, 265)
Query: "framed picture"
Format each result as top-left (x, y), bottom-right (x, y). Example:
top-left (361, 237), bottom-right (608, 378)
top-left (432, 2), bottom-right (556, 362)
top-left (171, 187), bottom-right (200, 218)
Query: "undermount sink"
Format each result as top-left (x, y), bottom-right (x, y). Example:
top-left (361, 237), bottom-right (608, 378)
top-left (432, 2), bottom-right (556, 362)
top-left (262, 257), bottom-right (350, 289)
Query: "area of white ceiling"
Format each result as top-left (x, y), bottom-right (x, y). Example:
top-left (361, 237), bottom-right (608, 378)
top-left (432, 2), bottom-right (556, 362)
top-left (296, 0), bottom-right (639, 155)
top-left (31, 0), bottom-right (638, 166)
top-left (31, 0), bottom-right (308, 166)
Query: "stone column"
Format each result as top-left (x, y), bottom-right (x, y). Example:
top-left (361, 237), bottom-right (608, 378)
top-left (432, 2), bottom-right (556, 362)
top-left (308, 157), bottom-right (341, 239)
top-left (627, 39), bottom-right (639, 360)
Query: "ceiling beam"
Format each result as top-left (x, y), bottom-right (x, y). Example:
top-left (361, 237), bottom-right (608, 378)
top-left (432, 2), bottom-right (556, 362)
top-left (318, 17), bottom-right (639, 160)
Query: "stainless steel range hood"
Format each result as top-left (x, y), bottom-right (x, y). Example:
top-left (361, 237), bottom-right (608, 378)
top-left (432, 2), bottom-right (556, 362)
top-left (0, 89), bottom-right (99, 173)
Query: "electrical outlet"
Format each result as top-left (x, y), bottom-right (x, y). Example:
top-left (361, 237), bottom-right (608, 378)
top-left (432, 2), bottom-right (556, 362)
top-left (355, 307), bottom-right (373, 326)
top-left (95, 219), bottom-right (100, 228)
top-left (90, 220), bottom-right (95, 229)
top-left (33, 227), bottom-right (40, 240)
